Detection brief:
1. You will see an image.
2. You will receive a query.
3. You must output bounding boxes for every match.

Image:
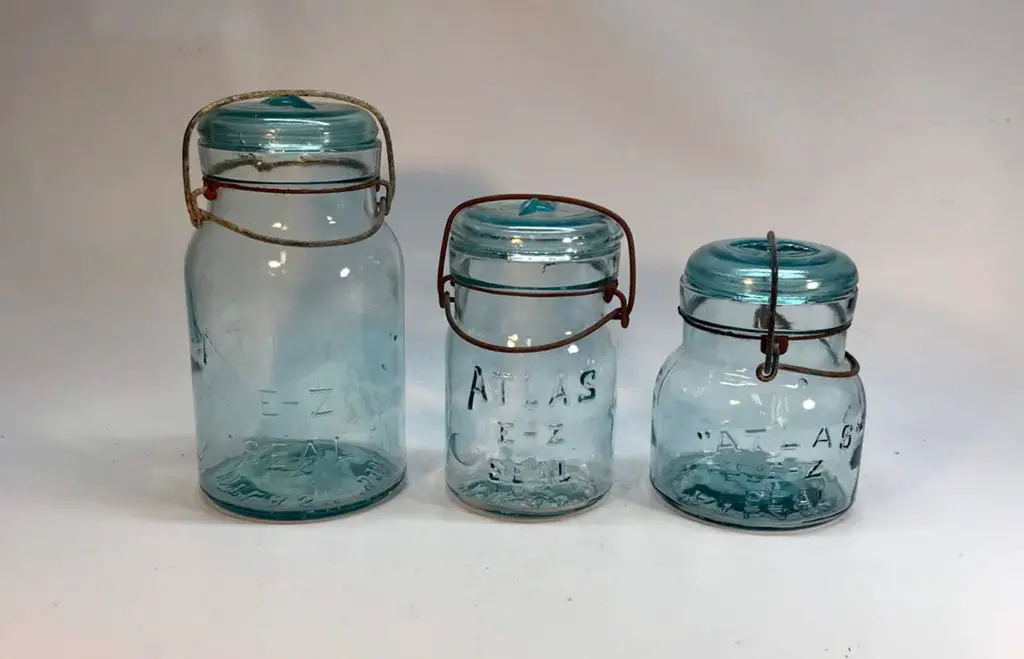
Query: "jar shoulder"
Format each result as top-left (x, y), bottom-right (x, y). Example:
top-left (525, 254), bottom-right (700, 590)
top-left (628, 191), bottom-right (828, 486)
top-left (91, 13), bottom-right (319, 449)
top-left (185, 222), bottom-right (404, 280)
top-left (653, 344), bottom-right (865, 418)
top-left (445, 325), bottom-right (618, 365)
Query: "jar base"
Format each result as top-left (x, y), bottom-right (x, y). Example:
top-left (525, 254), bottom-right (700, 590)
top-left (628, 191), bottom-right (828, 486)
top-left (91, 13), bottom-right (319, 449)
top-left (650, 451), bottom-right (854, 531)
top-left (199, 439), bottom-right (405, 522)
top-left (447, 476), bottom-right (609, 519)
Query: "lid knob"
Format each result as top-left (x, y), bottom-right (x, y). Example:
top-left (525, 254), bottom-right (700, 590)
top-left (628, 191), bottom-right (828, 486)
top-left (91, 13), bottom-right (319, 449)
top-left (263, 95), bottom-right (317, 109)
top-left (518, 198), bottom-right (558, 216)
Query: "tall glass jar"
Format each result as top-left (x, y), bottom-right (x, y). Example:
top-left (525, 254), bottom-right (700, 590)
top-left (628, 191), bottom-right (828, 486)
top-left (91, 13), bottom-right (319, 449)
top-left (437, 194), bottom-right (635, 518)
top-left (181, 90), bottom-right (405, 521)
top-left (650, 232), bottom-right (865, 530)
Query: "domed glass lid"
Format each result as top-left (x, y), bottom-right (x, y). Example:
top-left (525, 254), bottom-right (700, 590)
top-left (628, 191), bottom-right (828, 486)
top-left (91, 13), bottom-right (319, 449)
top-left (197, 94), bottom-right (378, 153)
top-left (683, 235), bottom-right (858, 305)
top-left (449, 197), bottom-right (623, 263)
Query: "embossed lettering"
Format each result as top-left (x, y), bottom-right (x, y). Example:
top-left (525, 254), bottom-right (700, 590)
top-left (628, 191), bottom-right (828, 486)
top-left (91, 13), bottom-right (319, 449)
top-left (259, 387), bottom-right (347, 419)
top-left (492, 422), bottom-right (570, 446)
top-left (309, 387), bottom-right (334, 417)
top-left (577, 369), bottom-right (597, 403)
top-left (806, 459), bottom-right (824, 478)
top-left (812, 427), bottom-right (833, 448)
top-left (839, 424), bottom-right (853, 449)
top-left (548, 375), bottom-right (570, 407)
top-left (493, 371), bottom-right (513, 405)
top-left (468, 365), bottom-right (488, 410)
top-left (744, 428), bottom-right (768, 449)
top-left (268, 442), bottom-right (290, 470)
top-left (260, 389), bottom-right (280, 417)
top-left (522, 374), bottom-right (539, 409)
top-left (487, 458), bottom-right (572, 484)
top-left (238, 436), bottom-right (394, 472)
top-left (718, 431), bottom-right (739, 450)
top-left (464, 368), bottom-right (600, 410)
top-left (512, 462), bottom-right (526, 484)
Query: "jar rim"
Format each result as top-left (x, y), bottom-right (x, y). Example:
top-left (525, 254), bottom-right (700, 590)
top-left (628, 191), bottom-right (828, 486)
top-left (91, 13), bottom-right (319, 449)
top-left (450, 198), bottom-right (624, 262)
top-left (683, 236), bottom-right (858, 305)
top-left (197, 95), bottom-right (379, 153)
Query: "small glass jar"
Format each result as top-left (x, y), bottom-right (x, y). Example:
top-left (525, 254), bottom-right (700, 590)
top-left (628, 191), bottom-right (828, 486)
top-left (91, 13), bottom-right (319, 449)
top-left (181, 90), bottom-right (405, 521)
top-left (437, 194), bottom-right (635, 518)
top-left (650, 232), bottom-right (865, 530)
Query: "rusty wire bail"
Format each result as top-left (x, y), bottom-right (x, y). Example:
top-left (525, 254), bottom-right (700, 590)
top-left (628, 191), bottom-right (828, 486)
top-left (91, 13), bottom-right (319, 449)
top-left (181, 89), bottom-right (396, 248)
top-left (436, 193), bottom-right (636, 354)
top-left (678, 230), bottom-right (860, 382)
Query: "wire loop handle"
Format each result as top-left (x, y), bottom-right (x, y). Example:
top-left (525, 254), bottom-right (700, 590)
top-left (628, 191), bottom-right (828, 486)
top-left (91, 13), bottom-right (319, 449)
top-left (181, 89), bottom-right (396, 248)
top-left (436, 194), bottom-right (636, 354)
top-left (678, 230), bottom-right (860, 381)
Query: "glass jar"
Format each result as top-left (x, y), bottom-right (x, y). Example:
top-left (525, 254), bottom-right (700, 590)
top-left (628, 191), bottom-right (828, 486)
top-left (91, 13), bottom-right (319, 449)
top-left (181, 90), bottom-right (405, 521)
top-left (437, 194), bottom-right (635, 518)
top-left (650, 232), bottom-right (865, 530)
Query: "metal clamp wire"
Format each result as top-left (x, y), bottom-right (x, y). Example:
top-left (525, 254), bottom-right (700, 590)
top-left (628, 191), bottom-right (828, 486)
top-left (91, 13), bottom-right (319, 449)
top-left (678, 230), bottom-right (859, 381)
top-left (181, 89), bottom-right (396, 248)
top-left (437, 193), bottom-right (636, 354)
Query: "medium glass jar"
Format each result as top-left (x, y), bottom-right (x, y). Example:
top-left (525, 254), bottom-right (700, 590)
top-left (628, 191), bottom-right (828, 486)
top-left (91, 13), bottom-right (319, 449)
top-left (650, 232), bottom-right (865, 530)
top-left (181, 90), bottom-right (405, 521)
top-left (438, 194), bottom-right (635, 518)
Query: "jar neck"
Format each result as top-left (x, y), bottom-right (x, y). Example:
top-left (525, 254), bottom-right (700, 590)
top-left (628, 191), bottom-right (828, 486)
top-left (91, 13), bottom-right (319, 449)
top-left (207, 187), bottom-right (378, 243)
top-left (200, 146), bottom-right (381, 243)
top-left (678, 290), bottom-right (856, 372)
top-left (682, 323), bottom-right (848, 371)
top-left (448, 247), bottom-right (621, 348)
top-left (454, 288), bottom-right (608, 348)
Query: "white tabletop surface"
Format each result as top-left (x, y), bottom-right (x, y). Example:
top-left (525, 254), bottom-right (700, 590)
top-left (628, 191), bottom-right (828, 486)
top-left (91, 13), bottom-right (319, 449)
top-left (1, 323), bottom-right (1020, 659)
top-left (2, 2), bottom-right (1023, 657)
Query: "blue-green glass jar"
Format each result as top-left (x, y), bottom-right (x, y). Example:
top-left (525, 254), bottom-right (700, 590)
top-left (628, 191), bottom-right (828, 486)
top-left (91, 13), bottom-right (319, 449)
top-left (437, 194), bottom-right (635, 518)
top-left (650, 232), bottom-right (865, 530)
top-left (181, 90), bottom-right (405, 521)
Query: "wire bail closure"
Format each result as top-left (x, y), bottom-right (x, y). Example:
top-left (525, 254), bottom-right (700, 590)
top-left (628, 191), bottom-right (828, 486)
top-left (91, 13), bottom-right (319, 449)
top-left (181, 89), bottom-right (396, 248)
top-left (679, 230), bottom-right (860, 381)
top-left (436, 193), bottom-right (636, 354)
top-left (755, 230), bottom-right (786, 382)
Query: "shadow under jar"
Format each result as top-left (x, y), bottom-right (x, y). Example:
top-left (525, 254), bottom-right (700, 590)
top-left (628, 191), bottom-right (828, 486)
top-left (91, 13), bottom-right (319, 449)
top-left (650, 232), bottom-right (866, 530)
top-left (182, 91), bottom-right (406, 521)
top-left (438, 195), bottom-right (635, 518)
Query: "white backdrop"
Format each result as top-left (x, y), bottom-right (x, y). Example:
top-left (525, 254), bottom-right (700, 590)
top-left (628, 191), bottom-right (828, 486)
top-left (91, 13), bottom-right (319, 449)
top-left (1, 1), bottom-right (1021, 657)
